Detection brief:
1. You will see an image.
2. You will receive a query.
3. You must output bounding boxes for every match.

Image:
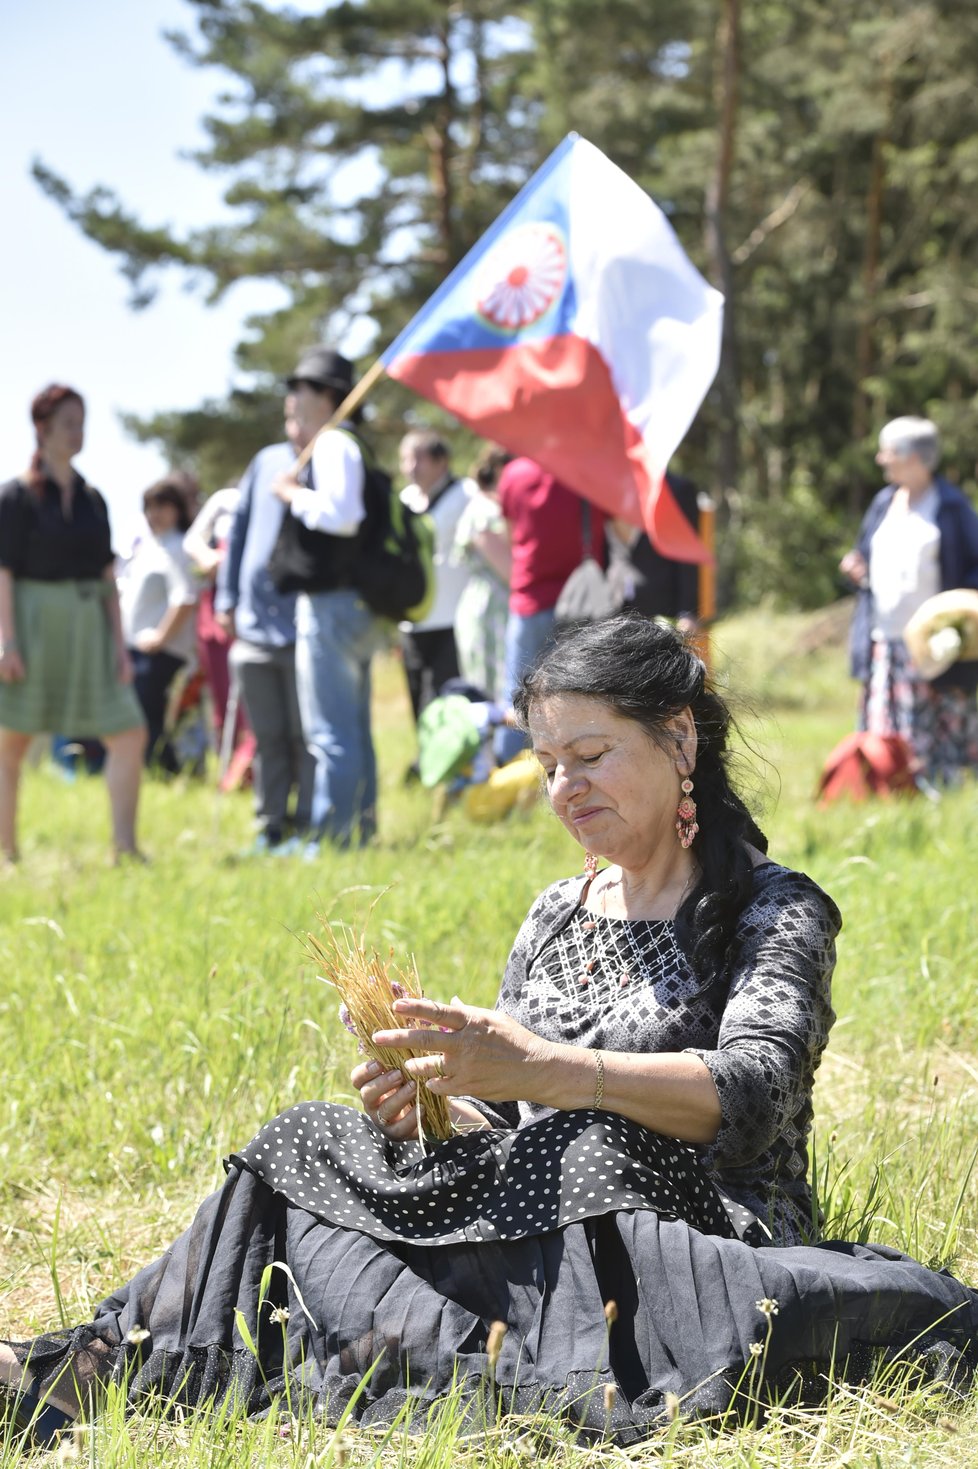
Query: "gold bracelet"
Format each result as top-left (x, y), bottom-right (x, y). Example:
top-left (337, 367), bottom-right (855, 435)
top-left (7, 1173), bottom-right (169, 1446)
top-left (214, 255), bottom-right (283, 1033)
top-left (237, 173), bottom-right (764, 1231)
top-left (593, 1050), bottom-right (605, 1110)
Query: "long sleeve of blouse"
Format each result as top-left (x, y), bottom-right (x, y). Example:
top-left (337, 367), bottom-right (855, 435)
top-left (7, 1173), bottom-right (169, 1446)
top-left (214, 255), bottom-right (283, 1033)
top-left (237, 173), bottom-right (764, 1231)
top-left (682, 869), bottom-right (839, 1172)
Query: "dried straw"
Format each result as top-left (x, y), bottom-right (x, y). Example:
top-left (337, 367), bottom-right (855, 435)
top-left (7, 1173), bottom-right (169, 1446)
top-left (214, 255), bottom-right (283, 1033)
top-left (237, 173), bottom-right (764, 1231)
top-left (303, 915), bottom-right (454, 1141)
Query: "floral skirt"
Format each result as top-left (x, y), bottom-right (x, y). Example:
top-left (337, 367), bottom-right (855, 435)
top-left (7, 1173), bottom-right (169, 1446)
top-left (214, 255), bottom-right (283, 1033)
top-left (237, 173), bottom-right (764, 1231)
top-left (859, 637), bottom-right (978, 784)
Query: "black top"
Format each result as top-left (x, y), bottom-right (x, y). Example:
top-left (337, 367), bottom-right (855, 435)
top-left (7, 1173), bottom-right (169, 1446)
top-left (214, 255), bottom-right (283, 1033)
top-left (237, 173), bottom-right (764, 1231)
top-left (0, 475), bottom-right (114, 582)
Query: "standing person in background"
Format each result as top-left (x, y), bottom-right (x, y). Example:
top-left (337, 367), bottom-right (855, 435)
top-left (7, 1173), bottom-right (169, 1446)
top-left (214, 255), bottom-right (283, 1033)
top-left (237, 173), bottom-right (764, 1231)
top-left (119, 479), bottom-right (199, 774)
top-left (840, 416), bottom-right (978, 785)
top-left (271, 347), bottom-right (385, 852)
top-left (0, 384), bottom-right (146, 864)
top-left (183, 483), bottom-right (256, 790)
top-left (495, 456), bottom-right (604, 764)
top-left (451, 446), bottom-right (512, 702)
top-left (606, 473), bottom-right (701, 631)
top-left (397, 430), bottom-right (471, 731)
top-left (215, 397), bottom-right (314, 854)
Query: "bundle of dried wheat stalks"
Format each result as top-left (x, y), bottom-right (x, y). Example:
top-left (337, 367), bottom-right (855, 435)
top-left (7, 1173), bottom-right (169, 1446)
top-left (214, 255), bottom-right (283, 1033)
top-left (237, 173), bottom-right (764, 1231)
top-left (303, 915), bottom-right (454, 1142)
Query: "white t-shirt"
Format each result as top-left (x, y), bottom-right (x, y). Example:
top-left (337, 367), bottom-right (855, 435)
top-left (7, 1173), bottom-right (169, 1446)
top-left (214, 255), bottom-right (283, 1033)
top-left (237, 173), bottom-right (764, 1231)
top-left (184, 486), bottom-right (240, 561)
top-left (869, 487), bottom-right (941, 639)
top-left (291, 425), bottom-right (365, 536)
top-left (119, 528), bottom-right (199, 661)
top-left (399, 474), bottom-right (475, 631)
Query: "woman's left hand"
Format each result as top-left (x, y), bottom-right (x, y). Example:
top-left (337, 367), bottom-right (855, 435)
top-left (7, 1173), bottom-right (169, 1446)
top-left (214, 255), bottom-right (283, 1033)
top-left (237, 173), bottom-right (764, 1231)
top-left (0, 646), bottom-right (25, 683)
top-left (372, 997), bottom-right (556, 1102)
top-left (135, 629), bottom-right (164, 655)
top-left (115, 645), bottom-right (134, 684)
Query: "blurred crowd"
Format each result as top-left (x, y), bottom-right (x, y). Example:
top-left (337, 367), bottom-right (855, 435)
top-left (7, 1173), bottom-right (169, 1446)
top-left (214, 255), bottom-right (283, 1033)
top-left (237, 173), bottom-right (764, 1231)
top-left (2, 363), bottom-right (975, 868)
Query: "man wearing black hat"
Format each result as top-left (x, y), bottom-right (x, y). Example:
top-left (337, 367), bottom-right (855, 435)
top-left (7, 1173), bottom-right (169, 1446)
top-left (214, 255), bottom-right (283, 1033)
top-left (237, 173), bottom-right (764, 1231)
top-left (272, 347), bottom-right (386, 851)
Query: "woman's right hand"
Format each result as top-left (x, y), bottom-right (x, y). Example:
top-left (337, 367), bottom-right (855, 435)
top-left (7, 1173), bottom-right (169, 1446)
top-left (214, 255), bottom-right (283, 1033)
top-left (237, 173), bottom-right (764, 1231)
top-left (351, 1058), bottom-right (422, 1140)
top-left (839, 550), bottom-right (868, 588)
top-left (0, 646), bottom-right (25, 683)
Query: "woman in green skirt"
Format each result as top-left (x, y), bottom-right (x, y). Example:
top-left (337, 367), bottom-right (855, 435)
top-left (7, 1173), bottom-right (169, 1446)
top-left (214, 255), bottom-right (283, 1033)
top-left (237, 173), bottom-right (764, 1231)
top-left (0, 384), bottom-right (147, 865)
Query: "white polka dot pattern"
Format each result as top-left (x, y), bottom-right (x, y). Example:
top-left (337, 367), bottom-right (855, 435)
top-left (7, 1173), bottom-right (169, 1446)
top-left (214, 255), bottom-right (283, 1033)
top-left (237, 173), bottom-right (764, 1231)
top-left (231, 1102), bottom-right (741, 1245)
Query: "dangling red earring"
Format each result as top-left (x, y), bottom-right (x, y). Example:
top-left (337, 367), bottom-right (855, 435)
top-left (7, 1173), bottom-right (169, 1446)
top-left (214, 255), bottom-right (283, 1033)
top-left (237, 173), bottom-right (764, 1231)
top-left (584, 852), bottom-right (598, 881)
top-left (675, 777), bottom-right (699, 849)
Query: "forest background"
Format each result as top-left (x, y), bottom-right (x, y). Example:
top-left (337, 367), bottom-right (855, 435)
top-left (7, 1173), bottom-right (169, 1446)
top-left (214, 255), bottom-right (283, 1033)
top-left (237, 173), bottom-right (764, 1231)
top-left (30, 0), bottom-right (978, 609)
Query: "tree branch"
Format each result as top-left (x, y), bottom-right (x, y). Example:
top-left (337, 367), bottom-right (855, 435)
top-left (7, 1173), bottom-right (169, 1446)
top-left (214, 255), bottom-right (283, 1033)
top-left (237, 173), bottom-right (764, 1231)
top-left (731, 178), bottom-right (811, 266)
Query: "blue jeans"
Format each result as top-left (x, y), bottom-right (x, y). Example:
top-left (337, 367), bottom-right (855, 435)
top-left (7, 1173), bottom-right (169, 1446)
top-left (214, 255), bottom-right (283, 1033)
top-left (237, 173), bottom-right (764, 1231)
top-left (494, 607), bottom-right (556, 765)
top-left (294, 589), bottom-right (385, 846)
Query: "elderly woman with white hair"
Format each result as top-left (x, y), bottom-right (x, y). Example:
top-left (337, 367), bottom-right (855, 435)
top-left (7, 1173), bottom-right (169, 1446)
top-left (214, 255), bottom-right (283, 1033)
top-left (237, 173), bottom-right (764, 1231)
top-left (840, 416), bottom-right (978, 784)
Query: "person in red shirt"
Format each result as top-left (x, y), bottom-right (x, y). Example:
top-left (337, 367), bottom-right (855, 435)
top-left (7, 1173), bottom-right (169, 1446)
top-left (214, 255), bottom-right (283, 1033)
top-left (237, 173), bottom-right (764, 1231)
top-left (495, 457), bottom-right (604, 763)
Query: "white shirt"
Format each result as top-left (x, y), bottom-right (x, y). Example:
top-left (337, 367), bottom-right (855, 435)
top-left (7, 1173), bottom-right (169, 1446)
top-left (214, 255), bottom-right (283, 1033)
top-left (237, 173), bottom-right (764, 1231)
top-left (119, 528), bottom-right (199, 661)
top-left (399, 474), bottom-right (475, 631)
top-left (183, 486), bottom-right (240, 565)
top-left (869, 487), bottom-right (941, 639)
top-left (291, 425), bottom-right (365, 537)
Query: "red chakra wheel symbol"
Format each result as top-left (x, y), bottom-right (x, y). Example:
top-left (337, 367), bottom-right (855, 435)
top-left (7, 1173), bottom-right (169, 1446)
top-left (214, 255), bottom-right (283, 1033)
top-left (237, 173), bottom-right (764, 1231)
top-left (476, 222), bottom-right (567, 332)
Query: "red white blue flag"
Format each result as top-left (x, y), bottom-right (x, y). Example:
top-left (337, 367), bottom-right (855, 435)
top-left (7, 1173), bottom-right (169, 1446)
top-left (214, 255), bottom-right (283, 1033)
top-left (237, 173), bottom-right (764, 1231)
top-left (383, 133), bottom-right (723, 563)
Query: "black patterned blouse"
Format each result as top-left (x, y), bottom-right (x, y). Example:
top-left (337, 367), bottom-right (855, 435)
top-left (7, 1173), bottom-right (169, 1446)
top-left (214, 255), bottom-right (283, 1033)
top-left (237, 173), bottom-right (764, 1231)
top-left (489, 861), bottom-right (840, 1244)
top-left (232, 861), bottom-right (839, 1253)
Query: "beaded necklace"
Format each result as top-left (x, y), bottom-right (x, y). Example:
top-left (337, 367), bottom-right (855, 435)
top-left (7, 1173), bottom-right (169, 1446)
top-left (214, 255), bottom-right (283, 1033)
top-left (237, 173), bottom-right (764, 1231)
top-left (574, 868), bottom-right (695, 992)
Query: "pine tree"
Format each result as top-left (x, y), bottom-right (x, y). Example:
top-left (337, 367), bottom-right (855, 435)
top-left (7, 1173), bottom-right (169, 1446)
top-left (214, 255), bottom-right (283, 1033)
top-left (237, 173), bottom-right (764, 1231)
top-left (34, 0), bottom-right (538, 484)
top-left (34, 0), bottom-right (978, 605)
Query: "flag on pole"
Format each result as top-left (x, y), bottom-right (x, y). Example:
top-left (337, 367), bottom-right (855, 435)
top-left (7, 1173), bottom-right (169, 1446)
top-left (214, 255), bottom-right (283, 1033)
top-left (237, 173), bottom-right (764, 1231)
top-left (382, 133), bottom-right (723, 563)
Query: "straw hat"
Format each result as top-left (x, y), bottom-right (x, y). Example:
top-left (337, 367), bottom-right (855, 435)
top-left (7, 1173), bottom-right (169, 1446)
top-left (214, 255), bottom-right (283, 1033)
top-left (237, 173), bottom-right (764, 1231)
top-left (903, 588), bottom-right (978, 679)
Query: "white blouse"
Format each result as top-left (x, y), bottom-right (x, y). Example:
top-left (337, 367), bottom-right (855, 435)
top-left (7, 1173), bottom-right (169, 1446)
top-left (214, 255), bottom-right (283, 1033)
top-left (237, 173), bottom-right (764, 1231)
top-left (869, 487), bottom-right (941, 639)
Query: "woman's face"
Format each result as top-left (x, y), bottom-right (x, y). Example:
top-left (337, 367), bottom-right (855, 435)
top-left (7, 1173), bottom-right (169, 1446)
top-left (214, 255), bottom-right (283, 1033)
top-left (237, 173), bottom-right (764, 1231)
top-left (876, 441), bottom-right (930, 489)
top-left (527, 693), bottom-right (695, 872)
top-left (144, 498), bottom-right (180, 536)
top-left (39, 397), bottom-right (85, 461)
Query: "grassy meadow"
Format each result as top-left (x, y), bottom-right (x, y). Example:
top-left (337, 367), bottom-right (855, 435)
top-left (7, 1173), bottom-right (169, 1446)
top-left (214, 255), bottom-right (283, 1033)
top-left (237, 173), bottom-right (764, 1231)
top-left (1, 608), bottom-right (977, 1466)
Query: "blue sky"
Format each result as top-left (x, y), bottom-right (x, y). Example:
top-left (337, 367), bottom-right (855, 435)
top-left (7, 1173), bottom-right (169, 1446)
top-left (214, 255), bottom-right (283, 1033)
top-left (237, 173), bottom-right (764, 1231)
top-left (0, 0), bottom-right (291, 548)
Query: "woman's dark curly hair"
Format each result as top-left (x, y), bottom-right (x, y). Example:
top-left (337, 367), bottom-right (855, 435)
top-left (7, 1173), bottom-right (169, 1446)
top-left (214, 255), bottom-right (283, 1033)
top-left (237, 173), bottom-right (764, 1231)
top-left (512, 613), bottom-right (768, 982)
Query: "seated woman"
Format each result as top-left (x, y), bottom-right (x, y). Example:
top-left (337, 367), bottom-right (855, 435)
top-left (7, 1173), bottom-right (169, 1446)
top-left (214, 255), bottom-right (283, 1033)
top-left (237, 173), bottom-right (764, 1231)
top-left (3, 616), bottom-right (977, 1445)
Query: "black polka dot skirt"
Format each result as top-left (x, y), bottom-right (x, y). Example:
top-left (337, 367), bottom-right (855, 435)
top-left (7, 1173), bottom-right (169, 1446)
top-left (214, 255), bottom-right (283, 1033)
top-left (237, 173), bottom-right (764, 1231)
top-left (230, 1102), bottom-right (755, 1245)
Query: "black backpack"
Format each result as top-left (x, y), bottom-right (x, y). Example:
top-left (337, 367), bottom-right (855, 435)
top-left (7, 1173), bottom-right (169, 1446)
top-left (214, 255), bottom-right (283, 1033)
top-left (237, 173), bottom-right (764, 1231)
top-left (353, 454), bottom-right (435, 623)
top-left (268, 433), bottom-right (435, 622)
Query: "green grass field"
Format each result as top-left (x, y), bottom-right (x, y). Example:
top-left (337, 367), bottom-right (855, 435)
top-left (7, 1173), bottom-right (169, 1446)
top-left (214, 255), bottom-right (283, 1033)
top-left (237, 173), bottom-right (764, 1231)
top-left (2, 611), bottom-right (977, 1465)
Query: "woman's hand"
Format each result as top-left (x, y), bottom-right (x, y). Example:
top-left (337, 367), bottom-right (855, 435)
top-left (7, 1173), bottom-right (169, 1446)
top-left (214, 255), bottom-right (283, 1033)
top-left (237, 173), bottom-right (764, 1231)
top-left (135, 628), bottom-right (164, 655)
top-left (839, 550), bottom-right (868, 588)
top-left (115, 644), bottom-right (134, 685)
top-left (373, 997), bottom-right (556, 1103)
top-left (351, 1054), bottom-right (494, 1139)
top-left (194, 545), bottom-right (224, 578)
top-left (0, 645), bottom-right (25, 684)
top-left (351, 1057), bottom-right (422, 1140)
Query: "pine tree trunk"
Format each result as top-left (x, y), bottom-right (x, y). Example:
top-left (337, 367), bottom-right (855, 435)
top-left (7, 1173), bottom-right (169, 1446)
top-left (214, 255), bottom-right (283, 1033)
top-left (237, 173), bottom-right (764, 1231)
top-left (703, 0), bottom-right (741, 606)
top-left (851, 120), bottom-right (887, 514)
top-left (430, 20), bottom-right (457, 268)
